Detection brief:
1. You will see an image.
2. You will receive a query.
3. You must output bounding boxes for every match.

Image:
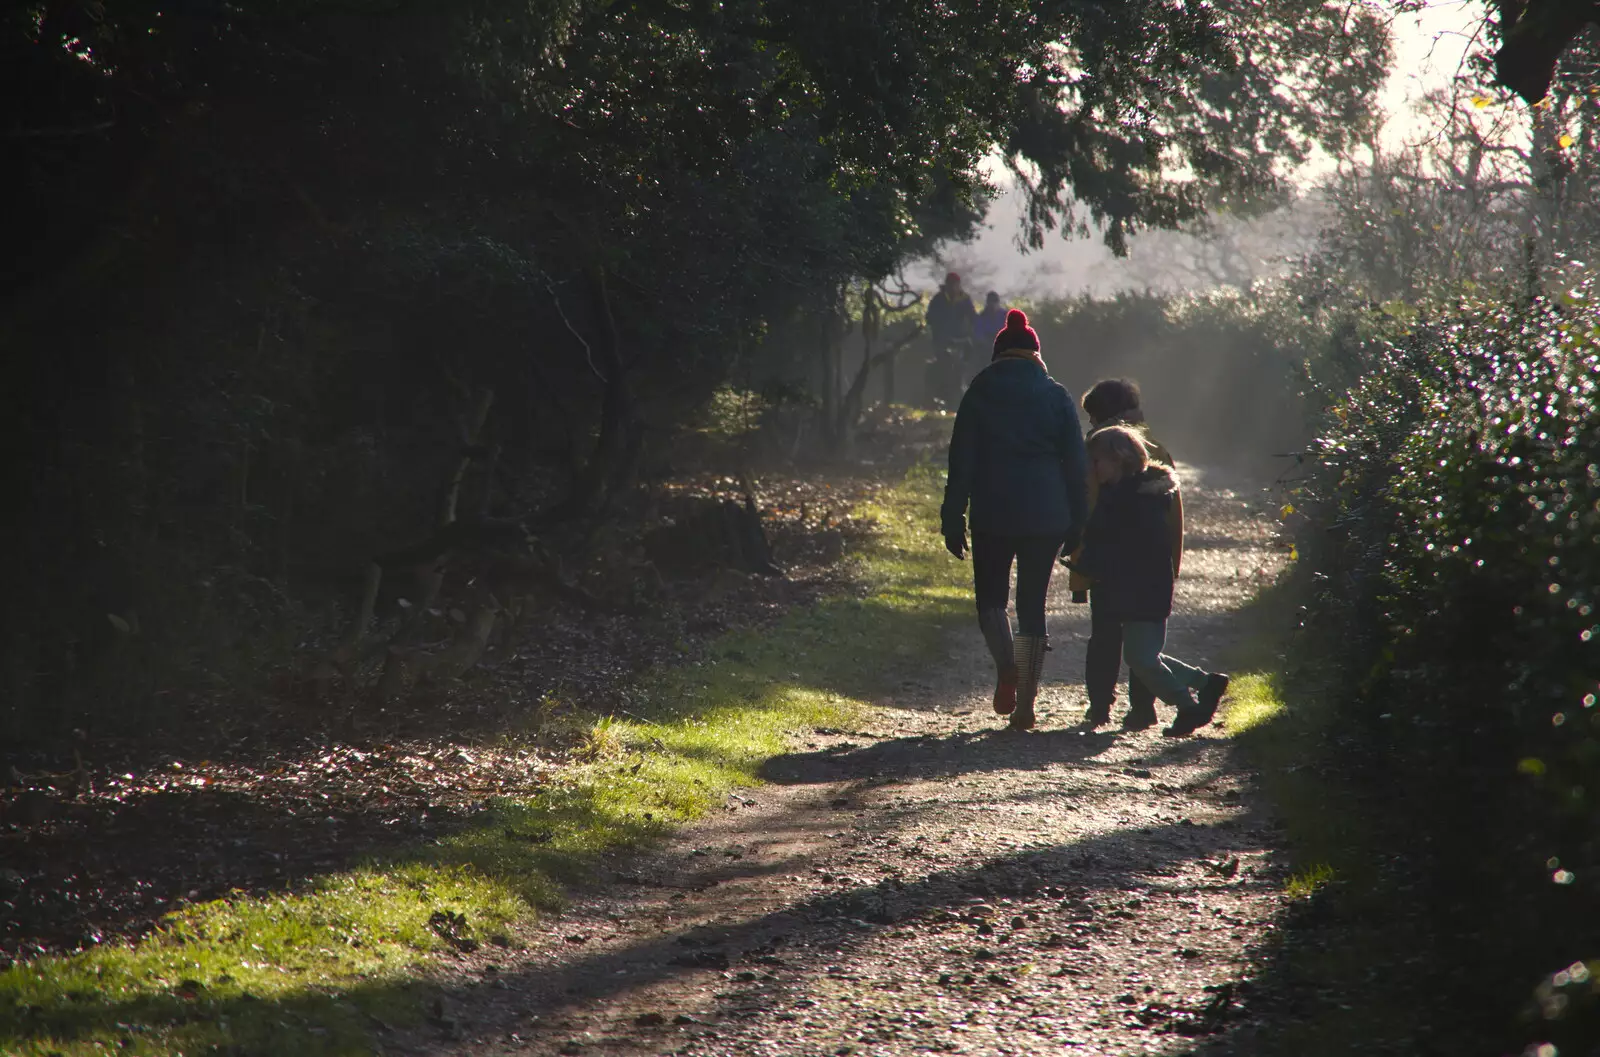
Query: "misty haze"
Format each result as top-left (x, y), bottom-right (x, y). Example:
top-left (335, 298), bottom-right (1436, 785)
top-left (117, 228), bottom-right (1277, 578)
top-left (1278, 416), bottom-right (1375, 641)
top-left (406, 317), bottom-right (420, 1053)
top-left (3, 2), bottom-right (1598, 1055)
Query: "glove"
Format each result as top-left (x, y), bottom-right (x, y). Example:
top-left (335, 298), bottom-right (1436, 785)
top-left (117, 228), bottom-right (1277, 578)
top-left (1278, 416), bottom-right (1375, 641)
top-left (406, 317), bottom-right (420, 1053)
top-left (1059, 529), bottom-right (1082, 560)
top-left (942, 514), bottom-right (968, 560)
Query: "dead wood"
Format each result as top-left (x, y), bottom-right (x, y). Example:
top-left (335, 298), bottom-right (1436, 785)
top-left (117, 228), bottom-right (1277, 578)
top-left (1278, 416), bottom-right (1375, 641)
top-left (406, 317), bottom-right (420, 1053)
top-left (833, 315), bottom-right (924, 454)
top-left (643, 492), bottom-right (783, 578)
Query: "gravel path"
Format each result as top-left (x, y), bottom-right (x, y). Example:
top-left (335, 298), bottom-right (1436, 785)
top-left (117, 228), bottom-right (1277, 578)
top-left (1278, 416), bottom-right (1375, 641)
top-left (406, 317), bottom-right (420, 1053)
top-left (395, 466), bottom-right (1288, 1057)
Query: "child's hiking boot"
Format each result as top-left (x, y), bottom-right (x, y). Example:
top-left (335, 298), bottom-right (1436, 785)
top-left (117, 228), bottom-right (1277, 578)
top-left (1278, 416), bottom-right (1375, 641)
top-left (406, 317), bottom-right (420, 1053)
top-left (1121, 700), bottom-right (1158, 730)
top-left (1163, 673), bottom-right (1229, 737)
top-left (1121, 671), bottom-right (1158, 729)
top-left (1162, 706), bottom-right (1208, 737)
top-left (1197, 673), bottom-right (1230, 721)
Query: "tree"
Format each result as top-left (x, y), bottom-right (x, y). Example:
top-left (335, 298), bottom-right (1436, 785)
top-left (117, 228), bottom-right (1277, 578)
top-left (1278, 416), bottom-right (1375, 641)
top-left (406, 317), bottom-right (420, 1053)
top-left (0, 0), bottom-right (1395, 737)
top-left (1492, 0), bottom-right (1600, 103)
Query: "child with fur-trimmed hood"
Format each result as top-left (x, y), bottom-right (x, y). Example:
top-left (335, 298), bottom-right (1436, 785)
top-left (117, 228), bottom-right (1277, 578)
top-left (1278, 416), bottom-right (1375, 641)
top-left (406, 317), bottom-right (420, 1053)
top-left (1066, 378), bottom-right (1176, 729)
top-left (1077, 426), bottom-right (1228, 737)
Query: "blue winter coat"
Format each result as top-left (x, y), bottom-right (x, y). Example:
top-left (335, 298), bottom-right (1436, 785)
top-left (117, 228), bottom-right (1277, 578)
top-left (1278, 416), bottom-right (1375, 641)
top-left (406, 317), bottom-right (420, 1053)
top-left (973, 305), bottom-right (1009, 345)
top-left (940, 357), bottom-right (1090, 539)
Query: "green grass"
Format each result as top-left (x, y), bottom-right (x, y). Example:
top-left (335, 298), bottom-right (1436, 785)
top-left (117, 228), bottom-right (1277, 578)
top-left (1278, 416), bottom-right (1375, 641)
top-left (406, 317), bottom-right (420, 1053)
top-left (1218, 584), bottom-right (1436, 1052)
top-left (1221, 664), bottom-right (1376, 902)
top-left (0, 464), bottom-right (968, 1057)
top-left (1217, 587), bottom-right (1372, 896)
top-left (1283, 862), bottom-right (1336, 901)
top-left (1218, 672), bottom-right (1286, 736)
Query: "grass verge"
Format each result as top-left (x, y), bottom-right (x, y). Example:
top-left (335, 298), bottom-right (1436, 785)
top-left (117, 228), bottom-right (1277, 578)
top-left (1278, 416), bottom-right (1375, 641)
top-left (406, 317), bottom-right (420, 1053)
top-left (1218, 585), bottom-right (1437, 1052)
top-left (1, 464), bottom-right (967, 1057)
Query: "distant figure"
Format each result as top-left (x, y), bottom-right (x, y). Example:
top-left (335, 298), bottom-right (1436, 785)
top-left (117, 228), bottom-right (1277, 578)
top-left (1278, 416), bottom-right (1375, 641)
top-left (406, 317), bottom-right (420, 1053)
top-left (1069, 378), bottom-right (1176, 730)
top-left (941, 310), bottom-right (1090, 731)
top-left (973, 291), bottom-right (1009, 347)
top-left (1076, 425), bottom-right (1229, 737)
top-left (924, 272), bottom-right (976, 407)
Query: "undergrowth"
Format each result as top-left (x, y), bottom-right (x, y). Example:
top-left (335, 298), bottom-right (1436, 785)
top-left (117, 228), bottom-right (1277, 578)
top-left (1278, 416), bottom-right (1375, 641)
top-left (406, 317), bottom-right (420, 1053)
top-left (1247, 271), bottom-right (1600, 1054)
top-left (1221, 572), bottom-right (1515, 1052)
top-left (1216, 581), bottom-right (1426, 1054)
top-left (0, 464), bottom-right (966, 1056)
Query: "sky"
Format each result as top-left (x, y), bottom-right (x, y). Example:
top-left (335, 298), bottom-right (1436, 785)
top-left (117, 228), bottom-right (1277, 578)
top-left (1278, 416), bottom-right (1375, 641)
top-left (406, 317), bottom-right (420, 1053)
top-left (929, 1), bottom-right (1494, 299)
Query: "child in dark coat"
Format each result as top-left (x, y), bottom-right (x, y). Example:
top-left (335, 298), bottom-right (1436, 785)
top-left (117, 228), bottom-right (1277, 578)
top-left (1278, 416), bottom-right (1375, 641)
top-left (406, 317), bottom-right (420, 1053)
top-left (1077, 426), bottom-right (1229, 737)
top-left (1067, 378), bottom-right (1176, 729)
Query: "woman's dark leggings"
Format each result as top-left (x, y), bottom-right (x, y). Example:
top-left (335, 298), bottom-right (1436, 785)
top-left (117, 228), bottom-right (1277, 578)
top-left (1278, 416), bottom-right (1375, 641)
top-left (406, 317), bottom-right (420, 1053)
top-left (972, 533), bottom-right (1062, 635)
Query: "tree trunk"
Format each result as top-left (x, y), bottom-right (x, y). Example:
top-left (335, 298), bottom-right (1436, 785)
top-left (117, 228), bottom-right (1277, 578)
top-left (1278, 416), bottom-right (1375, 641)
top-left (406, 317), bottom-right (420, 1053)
top-left (1528, 102), bottom-right (1564, 292)
top-left (440, 387), bottom-right (495, 528)
top-left (547, 268), bottom-right (639, 524)
top-left (818, 307), bottom-right (838, 450)
top-left (832, 321), bottom-right (924, 457)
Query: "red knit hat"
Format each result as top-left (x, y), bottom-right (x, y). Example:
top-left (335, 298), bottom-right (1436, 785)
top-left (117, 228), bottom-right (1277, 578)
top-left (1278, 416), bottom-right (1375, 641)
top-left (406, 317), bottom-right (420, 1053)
top-left (992, 309), bottom-right (1041, 358)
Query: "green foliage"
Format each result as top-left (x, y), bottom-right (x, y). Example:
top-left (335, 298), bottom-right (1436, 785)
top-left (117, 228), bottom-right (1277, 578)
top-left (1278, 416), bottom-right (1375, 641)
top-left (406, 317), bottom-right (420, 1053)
top-left (693, 386), bottom-right (771, 440)
top-left (1284, 267), bottom-right (1600, 1049)
top-left (0, 467), bottom-right (965, 1055)
top-left (0, 0), bottom-right (1395, 743)
top-left (1284, 863), bottom-right (1336, 901)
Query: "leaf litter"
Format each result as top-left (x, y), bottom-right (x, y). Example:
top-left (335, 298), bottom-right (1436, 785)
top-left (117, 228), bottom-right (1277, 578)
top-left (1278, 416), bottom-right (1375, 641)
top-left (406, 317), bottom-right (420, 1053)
top-left (0, 448), bottom-right (918, 968)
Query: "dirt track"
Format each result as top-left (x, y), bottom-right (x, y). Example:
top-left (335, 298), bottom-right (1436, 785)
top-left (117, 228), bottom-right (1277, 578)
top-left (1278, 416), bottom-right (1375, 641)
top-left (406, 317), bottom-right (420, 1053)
top-left (393, 466), bottom-right (1289, 1057)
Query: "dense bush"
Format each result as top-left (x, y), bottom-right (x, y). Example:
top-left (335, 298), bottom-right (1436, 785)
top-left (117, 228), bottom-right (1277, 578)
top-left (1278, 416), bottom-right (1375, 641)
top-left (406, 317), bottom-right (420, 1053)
top-left (1289, 268), bottom-right (1600, 1049)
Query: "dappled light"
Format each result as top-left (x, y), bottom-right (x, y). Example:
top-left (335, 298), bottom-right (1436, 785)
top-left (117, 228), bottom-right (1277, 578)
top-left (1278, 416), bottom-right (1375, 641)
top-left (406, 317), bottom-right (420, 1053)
top-left (6, 1), bottom-right (1600, 1054)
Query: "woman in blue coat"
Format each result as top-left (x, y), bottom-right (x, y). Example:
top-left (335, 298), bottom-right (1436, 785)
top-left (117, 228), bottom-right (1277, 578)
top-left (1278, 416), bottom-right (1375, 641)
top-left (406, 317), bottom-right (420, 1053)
top-left (941, 310), bottom-right (1091, 730)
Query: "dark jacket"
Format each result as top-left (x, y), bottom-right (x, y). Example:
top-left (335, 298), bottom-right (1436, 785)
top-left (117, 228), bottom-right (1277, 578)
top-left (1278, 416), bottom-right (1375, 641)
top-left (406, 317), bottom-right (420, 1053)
top-left (925, 290), bottom-right (976, 346)
top-left (941, 357), bottom-right (1090, 539)
top-left (1068, 416), bottom-right (1175, 593)
top-left (1077, 464), bottom-right (1185, 621)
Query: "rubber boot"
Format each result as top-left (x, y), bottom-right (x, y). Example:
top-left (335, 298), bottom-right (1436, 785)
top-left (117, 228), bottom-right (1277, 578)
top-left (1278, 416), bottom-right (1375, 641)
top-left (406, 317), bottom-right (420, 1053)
top-left (1009, 633), bottom-right (1047, 731)
top-left (978, 609), bottom-right (1018, 715)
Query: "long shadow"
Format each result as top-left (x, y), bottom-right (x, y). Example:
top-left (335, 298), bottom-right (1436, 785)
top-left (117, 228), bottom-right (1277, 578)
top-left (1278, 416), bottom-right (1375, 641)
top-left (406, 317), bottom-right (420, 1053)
top-left (758, 727), bottom-right (1121, 785)
top-left (2, 577), bottom-right (976, 962)
top-left (6, 467), bottom-right (1288, 1045)
top-left (6, 806), bottom-right (1275, 1051)
top-left (755, 710), bottom-right (1226, 790)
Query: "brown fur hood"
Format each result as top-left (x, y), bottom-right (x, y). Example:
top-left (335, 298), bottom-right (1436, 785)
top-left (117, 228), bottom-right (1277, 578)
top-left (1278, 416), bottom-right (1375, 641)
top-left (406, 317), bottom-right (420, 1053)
top-left (1133, 463), bottom-right (1178, 497)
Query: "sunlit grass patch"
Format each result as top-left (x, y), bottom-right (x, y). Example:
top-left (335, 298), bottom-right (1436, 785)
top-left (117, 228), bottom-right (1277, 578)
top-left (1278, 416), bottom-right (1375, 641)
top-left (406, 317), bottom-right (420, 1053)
top-left (1285, 862), bottom-right (1336, 900)
top-left (0, 464), bottom-right (966, 1056)
top-left (1220, 661), bottom-right (1366, 887)
top-left (0, 864), bottom-right (511, 1056)
top-left (1220, 672), bottom-right (1286, 735)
